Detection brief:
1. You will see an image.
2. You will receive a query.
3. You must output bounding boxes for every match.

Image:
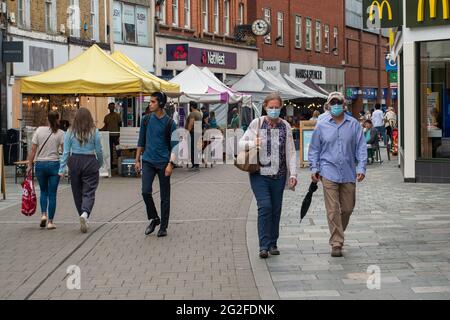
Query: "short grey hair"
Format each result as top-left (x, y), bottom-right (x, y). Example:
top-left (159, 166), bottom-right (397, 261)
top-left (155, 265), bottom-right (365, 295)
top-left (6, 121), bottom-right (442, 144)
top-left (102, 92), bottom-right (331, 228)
top-left (263, 93), bottom-right (283, 108)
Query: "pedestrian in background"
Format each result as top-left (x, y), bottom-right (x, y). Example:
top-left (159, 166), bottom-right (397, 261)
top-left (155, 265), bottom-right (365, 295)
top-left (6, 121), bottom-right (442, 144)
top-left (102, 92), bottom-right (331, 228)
top-left (27, 111), bottom-right (64, 230)
top-left (372, 104), bottom-right (387, 145)
top-left (185, 102), bottom-right (203, 171)
top-left (240, 93), bottom-right (298, 259)
top-left (308, 92), bottom-right (367, 257)
top-left (135, 92), bottom-right (177, 238)
top-left (101, 102), bottom-right (122, 169)
top-left (59, 108), bottom-right (103, 233)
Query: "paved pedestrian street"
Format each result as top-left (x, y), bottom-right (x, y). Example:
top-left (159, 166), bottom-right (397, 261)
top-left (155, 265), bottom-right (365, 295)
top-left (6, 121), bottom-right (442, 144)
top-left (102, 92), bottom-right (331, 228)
top-left (1, 159), bottom-right (450, 300)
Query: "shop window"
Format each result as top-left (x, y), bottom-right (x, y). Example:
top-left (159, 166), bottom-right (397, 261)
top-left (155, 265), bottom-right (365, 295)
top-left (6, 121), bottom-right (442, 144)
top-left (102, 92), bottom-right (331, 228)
top-left (419, 40), bottom-right (450, 159)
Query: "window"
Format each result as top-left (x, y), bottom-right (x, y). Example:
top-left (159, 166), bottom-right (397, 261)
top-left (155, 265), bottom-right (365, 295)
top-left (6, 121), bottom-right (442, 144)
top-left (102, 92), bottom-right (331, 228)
top-left (113, 1), bottom-right (122, 42)
top-left (159, 0), bottom-right (166, 24)
top-left (18, 0), bottom-right (30, 29)
top-left (238, 3), bottom-right (244, 25)
top-left (184, 0), bottom-right (190, 28)
top-left (419, 40), bottom-right (450, 161)
top-left (29, 46), bottom-right (54, 72)
top-left (333, 27), bottom-right (338, 55)
top-left (295, 15), bottom-right (301, 49)
top-left (224, 0), bottom-right (230, 35)
top-left (305, 18), bottom-right (312, 50)
top-left (172, 0), bottom-right (178, 26)
top-left (123, 4), bottom-right (136, 43)
top-left (136, 6), bottom-right (149, 46)
top-left (91, 0), bottom-right (99, 41)
top-left (69, 0), bottom-right (80, 37)
top-left (324, 25), bottom-right (330, 53)
top-left (202, 0), bottom-right (208, 32)
top-left (277, 12), bottom-right (284, 46)
top-left (214, 0), bottom-right (219, 34)
top-left (45, 0), bottom-right (56, 33)
top-left (315, 21), bottom-right (321, 52)
top-left (264, 8), bottom-right (271, 44)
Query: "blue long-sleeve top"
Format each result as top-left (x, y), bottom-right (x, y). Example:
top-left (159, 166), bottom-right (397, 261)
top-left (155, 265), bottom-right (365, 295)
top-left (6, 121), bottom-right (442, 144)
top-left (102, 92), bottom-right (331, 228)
top-left (308, 113), bottom-right (367, 183)
top-left (59, 129), bottom-right (103, 174)
top-left (137, 113), bottom-right (178, 166)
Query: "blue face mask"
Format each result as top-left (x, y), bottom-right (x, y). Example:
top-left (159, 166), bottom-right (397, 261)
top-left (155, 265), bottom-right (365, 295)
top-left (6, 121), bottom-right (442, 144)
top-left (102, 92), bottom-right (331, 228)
top-left (267, 108), bottom-right (281, 119)
top-left (330, 104), bottom-right (344, 117)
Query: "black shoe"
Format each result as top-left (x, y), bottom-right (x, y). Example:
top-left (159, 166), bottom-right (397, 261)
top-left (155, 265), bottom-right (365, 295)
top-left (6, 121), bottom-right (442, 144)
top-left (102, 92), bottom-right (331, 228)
top-left (269, 246), bottom-right (280, 255)
top-left (259, 250), bottom-right (269, 259)
top-left (157, 229), bottom-right (167, 237)
top-left (145, 218), bottom-right (160, 235)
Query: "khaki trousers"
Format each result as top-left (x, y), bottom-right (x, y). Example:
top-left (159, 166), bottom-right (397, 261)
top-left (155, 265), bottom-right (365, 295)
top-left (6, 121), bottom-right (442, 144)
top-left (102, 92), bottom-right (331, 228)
top-left (322, 178), bottom-right (356, 248)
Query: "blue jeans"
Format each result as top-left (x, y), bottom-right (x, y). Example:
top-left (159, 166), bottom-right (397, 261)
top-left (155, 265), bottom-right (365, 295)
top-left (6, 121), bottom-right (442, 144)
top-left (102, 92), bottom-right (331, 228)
top-left (142, 161), bottom-right (171, 230)
top-left (375, 126), bottom-right (387, 145)
top-left (35, 161), bottom-right (60, 220)
top-left (250, 173), bottom-right (286, 251)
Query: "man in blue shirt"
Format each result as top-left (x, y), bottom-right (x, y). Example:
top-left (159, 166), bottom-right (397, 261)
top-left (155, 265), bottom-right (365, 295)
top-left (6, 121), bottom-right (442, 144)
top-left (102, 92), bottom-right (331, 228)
top-left (308, 92), bottom-right (367, 258)
top-left (135, 92), bottom-right (177, 238)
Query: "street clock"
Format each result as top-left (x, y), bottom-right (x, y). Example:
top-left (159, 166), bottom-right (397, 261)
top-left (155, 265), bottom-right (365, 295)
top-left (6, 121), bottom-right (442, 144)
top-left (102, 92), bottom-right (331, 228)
top-left (251, 19), bottom-right (271, 36)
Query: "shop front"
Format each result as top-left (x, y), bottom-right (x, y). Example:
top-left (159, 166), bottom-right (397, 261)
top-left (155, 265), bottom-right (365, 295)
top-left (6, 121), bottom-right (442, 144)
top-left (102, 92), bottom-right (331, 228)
top-left (261, 61), bottom-right (344, 93)
top-left (393, 0), bottom-right (450, 183)
top-left (155, 35), bottom-right (258, 85)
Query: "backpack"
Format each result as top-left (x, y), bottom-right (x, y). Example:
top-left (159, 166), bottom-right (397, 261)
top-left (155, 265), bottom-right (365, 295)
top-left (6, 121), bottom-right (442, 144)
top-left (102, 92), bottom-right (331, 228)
top-left (142, 114), bottom-right (174, 153)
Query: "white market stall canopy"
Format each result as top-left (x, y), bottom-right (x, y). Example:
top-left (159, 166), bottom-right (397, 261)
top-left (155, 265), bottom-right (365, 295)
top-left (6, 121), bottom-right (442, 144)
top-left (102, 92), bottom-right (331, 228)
top-left (231, 70), bottom-right (311, 102)
top-left (282, 74), bottom-right (328, 99)
top-left (170, 64), bottom-right (250, 104)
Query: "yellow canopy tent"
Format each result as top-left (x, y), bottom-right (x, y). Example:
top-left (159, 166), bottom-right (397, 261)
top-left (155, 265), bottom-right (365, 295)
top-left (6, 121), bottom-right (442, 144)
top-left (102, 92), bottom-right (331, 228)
top-left (21, 44), bottom-right (177, 96)
top-left (110, 51), bottom-right (180, 95)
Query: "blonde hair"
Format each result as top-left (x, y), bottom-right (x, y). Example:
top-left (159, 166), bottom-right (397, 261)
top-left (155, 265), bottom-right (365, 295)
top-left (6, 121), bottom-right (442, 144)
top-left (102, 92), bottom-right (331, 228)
top-left (263, 93), bottom-right (283, 108)
top-left (312, 110), bottom-right (320, 118)
top-left (70, 108), bottom-right (96, 144)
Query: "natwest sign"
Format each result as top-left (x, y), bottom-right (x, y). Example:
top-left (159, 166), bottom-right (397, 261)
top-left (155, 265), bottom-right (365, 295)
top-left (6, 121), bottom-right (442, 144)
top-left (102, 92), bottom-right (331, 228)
top-left (289, 63), bottom-right (326, 84)
top-left (188, 47), bottom-right (237, 69)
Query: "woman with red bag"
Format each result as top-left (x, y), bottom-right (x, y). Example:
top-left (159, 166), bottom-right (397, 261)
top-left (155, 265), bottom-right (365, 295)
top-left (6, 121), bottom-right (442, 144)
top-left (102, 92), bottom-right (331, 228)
top-left (26, 111), bottom-right (65, 229)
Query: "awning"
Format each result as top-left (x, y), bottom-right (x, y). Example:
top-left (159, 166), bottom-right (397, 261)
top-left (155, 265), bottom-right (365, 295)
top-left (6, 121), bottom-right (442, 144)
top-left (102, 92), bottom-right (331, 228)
top-left (21, 45), bottom-right (168, 96)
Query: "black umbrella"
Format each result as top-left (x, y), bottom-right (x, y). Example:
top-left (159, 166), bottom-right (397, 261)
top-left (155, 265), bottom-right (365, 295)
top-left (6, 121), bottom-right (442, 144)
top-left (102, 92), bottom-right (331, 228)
top-left (300, 182), bottom-right (319, 223)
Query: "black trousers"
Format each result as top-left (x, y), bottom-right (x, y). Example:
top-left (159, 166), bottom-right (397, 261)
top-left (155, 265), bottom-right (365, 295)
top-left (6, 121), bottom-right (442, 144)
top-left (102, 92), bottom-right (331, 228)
top-left (141, 161), bottom-right (171, 230)
top-left (190, 132), bottom-right (200, 168)
top-left (68, 154), bottom-right (100, 217)
top-left (109, 135), bottom-right (120, 168)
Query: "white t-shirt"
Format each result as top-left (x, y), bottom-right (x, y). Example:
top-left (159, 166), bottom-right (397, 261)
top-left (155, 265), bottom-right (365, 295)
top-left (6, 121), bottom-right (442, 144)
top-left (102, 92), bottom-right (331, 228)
top-left (372, 110), bottom-right (384, 127)
top-left (32, 127), bottom-right (65, 161)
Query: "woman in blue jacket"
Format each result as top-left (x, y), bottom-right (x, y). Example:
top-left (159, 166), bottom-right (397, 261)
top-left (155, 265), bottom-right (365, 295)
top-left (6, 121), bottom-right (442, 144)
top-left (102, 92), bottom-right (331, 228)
top-left (59, 108), bottom-right (103, 233)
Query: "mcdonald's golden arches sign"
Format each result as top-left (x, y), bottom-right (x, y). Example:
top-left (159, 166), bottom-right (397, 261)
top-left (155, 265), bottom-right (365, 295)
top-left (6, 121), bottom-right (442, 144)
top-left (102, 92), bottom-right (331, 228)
top-left (406, 0), bottom-right (450, 27)
top-left (363, 0), bottom-right (403, 28)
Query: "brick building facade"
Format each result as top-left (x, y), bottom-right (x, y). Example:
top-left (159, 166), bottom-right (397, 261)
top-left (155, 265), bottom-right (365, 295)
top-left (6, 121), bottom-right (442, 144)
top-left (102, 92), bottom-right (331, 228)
top-left (247, 0), bottom-right (346, 92)
top-left (154, 0), bottom-right (258, 84)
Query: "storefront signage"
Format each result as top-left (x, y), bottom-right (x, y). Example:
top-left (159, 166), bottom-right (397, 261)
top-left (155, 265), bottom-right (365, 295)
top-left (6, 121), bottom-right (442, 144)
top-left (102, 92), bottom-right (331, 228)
top-left (262, 61), bottom-right (281, 74)
top-left (188, 47), bottom-right (237, 69)
top-left (2, 41), bottom-right (24, 63)
top-left (385, 53), bottom-right (397, 72)
top-left (363, 0), bottom-right (403, 29)
top-left (389, 72), bottom-right (398, 84)
top-left (363, 88), bottom-right (378, 99)
top-left (346, 87), bottom-right (359, 100)
top-left (289, 64), bottom-right (326, 84)
top-left (391, 88), bottom-right (398, 100)
top-left (406, 0), bottom-right (450, 27)
top-left (167, 44), bottom-right (189, 61)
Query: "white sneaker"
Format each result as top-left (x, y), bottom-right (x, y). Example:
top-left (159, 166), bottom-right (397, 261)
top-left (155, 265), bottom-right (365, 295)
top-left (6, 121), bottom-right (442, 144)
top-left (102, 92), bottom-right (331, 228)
top-left (80, 212), bottom-right (88, 233)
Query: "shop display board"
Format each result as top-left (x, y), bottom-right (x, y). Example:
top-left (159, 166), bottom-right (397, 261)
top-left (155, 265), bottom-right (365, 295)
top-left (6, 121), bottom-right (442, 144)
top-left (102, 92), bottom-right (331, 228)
top-left (299, 120), bottom-right (317, 168)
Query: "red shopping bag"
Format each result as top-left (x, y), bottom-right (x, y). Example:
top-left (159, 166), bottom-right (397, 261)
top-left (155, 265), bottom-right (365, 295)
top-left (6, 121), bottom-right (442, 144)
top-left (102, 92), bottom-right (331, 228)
top-left (21, 172), bottom-right (37, 216)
